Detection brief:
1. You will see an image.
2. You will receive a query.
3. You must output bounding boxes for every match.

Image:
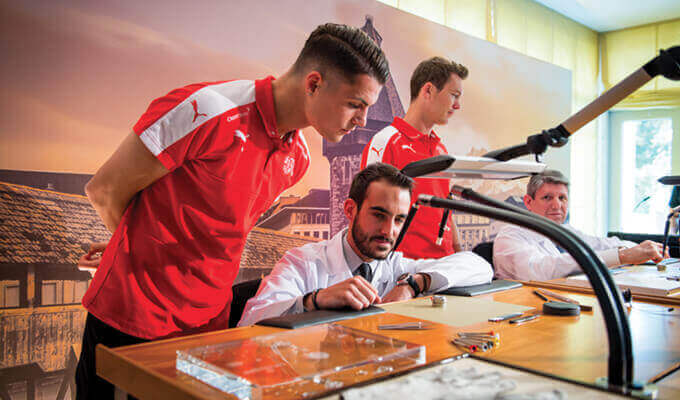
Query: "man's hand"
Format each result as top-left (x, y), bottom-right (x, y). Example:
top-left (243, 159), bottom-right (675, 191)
top-left (381, 285), bottom-right (415, 304)
top-left (311, 277), bottom-right (381, 311)
top-left (619, 240), bottom-right (667, 265)
top-left (78, 241), bottom-right (108, 271)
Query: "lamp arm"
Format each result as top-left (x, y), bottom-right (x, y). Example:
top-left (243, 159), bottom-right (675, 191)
top-left (485, 46), bottom-right (680, 161)
top-left (418, 194), bottom-right (634, 388)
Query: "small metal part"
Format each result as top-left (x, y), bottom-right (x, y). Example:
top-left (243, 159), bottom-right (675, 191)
top-left (431, 295), bottom-right (446, 306)
top-left (378, 322), bottom-right (433, 330)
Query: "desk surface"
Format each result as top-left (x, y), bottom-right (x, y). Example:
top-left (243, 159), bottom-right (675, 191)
top-left (97, 286), bottom-right (680, 400)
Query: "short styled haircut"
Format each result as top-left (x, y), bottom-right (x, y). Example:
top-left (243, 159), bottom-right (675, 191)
top-left (293, 23), bottom-right (390, 85)
top-left (527, 170), bottom-right (570, 198)
top-left (349, 163), bottom-right (414, 210)
top-left (410, 56), bottom-right (468, 101)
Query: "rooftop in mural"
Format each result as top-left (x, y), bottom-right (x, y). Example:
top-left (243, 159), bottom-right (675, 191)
top-left (0, 169), bottom-right (92, 196)
top-left (0, 182), bottom-right (110, 265)
top-left (257, 189), bottom-right (329, 228)
top-left (0, 182), bottom-right (319, 269)
top-left (240, 227), bottom-right (319, 268)
top-left (256, 194), bottom-right (301, 225)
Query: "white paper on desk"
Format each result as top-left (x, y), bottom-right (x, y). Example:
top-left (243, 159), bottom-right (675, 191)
top-left (381, 296), bottom-right (532, 327)
top-left (567, 267), bottom-right (680, 292)
top-left (342, 357), bottom-right (625, 400)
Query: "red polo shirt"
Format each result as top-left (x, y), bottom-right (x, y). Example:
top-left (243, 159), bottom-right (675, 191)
top-left (83, 77), bottom-right (310, 339)
top-left (361, 117), bottom-right (454, 259)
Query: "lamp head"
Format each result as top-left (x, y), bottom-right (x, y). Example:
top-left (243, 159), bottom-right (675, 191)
top-left (644, 46), bottom-right (680, 81)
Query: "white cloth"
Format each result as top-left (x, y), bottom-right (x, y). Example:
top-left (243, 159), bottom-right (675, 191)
top-left (238, 228), bottom-right (493, 326)
top-left (493, 223), bottom-right (637, 281)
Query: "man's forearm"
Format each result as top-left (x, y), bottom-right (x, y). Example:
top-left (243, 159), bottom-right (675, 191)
top-left (85, 132), bottom-right (170, 234)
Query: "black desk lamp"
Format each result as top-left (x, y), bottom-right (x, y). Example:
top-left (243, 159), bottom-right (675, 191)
top-left (397, 157), bottom-right (642, 395)
top-left (484, 46), bottom-right (680, 162)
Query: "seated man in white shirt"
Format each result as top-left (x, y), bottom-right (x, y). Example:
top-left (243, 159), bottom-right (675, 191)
top-left (238, 163), bottom-right (492, 326)
top-left (493, 170), bottom-right (667, 281)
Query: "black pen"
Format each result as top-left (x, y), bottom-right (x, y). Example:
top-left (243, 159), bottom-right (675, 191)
top-left (509, 314), bottom-right (540, 325)
top-left (488, 312), bottom-right (523, 322)
top-left (533, 290), bottom-right (549, 301)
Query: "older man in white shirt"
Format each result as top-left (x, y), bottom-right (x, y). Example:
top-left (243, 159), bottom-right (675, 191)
top-left (493, 170), bottom-right (667, 281)
top-left (239, 163), bottom-right (492, 326)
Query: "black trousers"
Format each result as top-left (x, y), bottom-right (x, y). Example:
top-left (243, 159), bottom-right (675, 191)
top-left (75, 313), bottom-right (148, 400)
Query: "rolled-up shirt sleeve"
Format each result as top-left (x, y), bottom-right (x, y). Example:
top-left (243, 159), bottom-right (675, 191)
top-left (399, 251), bottom-right (493, 293)
top-left (493, 225), bottom-right (636, 281)
top-left (237, 249), bottom-right (311, 327)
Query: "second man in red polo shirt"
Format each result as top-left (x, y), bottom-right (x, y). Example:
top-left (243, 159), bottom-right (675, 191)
top-left (361, 57), bottom-right (468, 259)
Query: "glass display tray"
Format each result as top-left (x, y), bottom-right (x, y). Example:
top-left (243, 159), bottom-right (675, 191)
top-left (176, 324), bottom-right (425, 399)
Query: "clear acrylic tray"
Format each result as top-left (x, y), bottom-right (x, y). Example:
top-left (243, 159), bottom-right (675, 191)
top-left (176, 324), bottom-right (425, 399)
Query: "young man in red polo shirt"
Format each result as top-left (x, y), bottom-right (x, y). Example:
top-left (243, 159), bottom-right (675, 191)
top-left (361, 57), bottom-right (468, 259)
top-left (75, 23), bottom-right (389, 399)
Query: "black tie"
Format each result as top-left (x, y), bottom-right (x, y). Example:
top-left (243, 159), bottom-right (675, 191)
top-left (354, 262), bottom-right (373, 283)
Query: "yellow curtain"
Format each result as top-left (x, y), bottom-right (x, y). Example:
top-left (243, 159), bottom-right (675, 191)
top-left (602, 18), bottom-right (680, 109)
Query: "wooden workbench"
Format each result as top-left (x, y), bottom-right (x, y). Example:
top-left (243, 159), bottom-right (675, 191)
top-left (97, 285), bottom-right (680, 399)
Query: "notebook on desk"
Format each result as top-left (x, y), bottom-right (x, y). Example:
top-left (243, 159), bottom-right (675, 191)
top-left (437, 280), bottom-right (522, 297)
top-left (567, 266), bottom-right (680, 296)
top-left (255, 305), bottom-right (385, 329)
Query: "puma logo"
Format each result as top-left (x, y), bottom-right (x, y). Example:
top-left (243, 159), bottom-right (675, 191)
top-left (234, 130), bottom-right (249, 152)
top-left (370, 147), bottom-right (383, 158)
top-left (191, 100), bottom-right (207, 123)
top-left (401, 144), bottom-right (416, 153)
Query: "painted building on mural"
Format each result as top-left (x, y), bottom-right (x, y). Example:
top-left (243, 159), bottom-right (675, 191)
top-left (0, 177), bottom-right (319, 398)
top-left (257, 189), bottom-right (330, 240)
top-left (0, 181), bottom-right (108, 399)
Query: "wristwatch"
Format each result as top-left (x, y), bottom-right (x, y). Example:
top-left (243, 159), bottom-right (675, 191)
top-left (397, 273), bottom-right (422, 297)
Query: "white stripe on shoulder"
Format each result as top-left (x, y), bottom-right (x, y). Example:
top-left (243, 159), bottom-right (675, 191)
top-left (140, 80), bottom-right (255, 156)
top-left (365, 125), bottom-right (399, 165)
top-left (296, 130), bottom-right (311, 160)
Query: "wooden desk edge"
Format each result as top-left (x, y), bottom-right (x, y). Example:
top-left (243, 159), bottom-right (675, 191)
top-left (521, 280), bottom-right (680, 306)
top-left (96, 344), bottom-right (204, 400)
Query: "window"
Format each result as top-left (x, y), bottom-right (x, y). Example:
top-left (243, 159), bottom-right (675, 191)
top-left (2, 281), bottom-right (20, 308)
top-left (313, 231), bottom-right (319, 238)
top-left (42, 282), bottom-right (57, 305)
top-left (75, 280), bottom-right (89, 302)
top-left (339, 158), bottom-right (353, 185)
top-left (323, 232), bottom-right (329, 239)
top-left (62, 280), bottom-right (89, 304)
top-left (609, 109), bottom-right (679, 234)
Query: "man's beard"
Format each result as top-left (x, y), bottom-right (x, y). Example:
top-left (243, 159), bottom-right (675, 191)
top-left (351, 220), bottom-right (393, 260)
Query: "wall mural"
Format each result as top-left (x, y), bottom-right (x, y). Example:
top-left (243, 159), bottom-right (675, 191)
top-left (0, 0), bottom-right (570, 398)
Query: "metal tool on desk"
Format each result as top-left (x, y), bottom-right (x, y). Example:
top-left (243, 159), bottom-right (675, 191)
top-left (535, 288), bottom-right (593, 311)
top-left (378, 322), bottom-right (433, 330)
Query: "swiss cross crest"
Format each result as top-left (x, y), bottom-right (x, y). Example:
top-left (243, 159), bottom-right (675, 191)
top-left (283, 156), bottom-right (295, 176)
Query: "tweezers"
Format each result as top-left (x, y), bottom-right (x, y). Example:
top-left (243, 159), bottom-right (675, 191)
top-left (378, 322), bottom-right (433, 330)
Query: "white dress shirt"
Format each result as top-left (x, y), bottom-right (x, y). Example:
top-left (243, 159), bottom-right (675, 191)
top-left (493, 223), bottom-right (637, 281)
top-left (238, 228), bottom-right (493, 326)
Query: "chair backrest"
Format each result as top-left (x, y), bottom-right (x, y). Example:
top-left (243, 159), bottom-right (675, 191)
top-left (472, 241), bottom-right (494, 269)
top-left (229, 278), bottom-right (262, 328)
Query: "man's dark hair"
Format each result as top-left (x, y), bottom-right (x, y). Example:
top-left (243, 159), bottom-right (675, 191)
top-left (410, 56), bottom-right (468, 101)
top-left (527, 170), bottom-right (570, 198)
top-left (293, 23), bottom-right (390, 85)
top-left (349, 163), bottom-right (413, 210)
